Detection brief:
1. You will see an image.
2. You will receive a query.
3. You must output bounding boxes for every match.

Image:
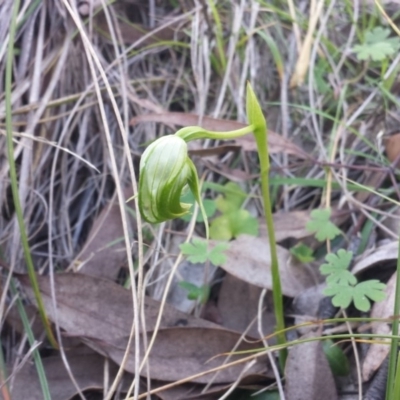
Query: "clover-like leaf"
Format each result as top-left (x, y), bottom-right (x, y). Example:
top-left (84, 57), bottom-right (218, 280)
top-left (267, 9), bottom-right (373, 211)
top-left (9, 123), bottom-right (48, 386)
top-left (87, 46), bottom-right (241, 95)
top-left (353, 27), bottom-right (400, 62)
top-left (180, 238), bottom-right (229, 266)
top-left (324, 284), bottom-right (354, 309)
top-left (290, 243), bottom-right (315, 263)
top-left (179, 281), bottom-right (210, 304)
top-left (306, 208), bottom-right (341, 241)
top-left (320, 249), bottom-right (356, 285)
top-left (324, 280), bottom-right (386, 312)
top-left (210, 209), bottom-right (259, 240)
top-left (352, 280), bottom-right (386, 312)
top-left (215, 182), bottom-right (247, 214)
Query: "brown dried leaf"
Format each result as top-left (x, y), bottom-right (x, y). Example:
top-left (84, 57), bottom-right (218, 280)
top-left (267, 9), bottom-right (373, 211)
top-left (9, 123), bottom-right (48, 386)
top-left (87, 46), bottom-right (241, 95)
top-left (72, 188), bottom-right (135, 280)
top-left (94, 11), bottom-right (182, 47)
top-left (218, 273), bottom-right (276, 340)
top-left (91, 327), bottom-right (268, 384)
top-left (7, 346), bottom-right (132, 400)
top-left (352, 241), bottom-right (398, 275)
top-left (130, 112), bottom-right (308, 158)
top-left (154, 374), bottom-right (267, 400)
top-left (18, 273), bottom-right (268, 384)
top-left (384, 133), bottom-right (400, 164)
top-left (362, 272), bottom-right (396, 381)
top-left (219, 235), bottom-right (315, 297)
top-left (259, 211), bottom-right (311, 242)
top-left (285, 330), bottom-right (338, 400)
top-left (18, 273), bottom-right (220, 341)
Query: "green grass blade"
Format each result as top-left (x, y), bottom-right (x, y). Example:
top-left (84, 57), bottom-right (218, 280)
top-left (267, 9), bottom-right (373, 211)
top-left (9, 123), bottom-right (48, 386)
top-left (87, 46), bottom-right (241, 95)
top-left (207, 0), bottom-right (227, 72)
top-left (386, 237), bottom-right (400, 399)
top-left (10, 279), bottom-right (51, 400)
top-left (5, 0), bottom-right (57, 349)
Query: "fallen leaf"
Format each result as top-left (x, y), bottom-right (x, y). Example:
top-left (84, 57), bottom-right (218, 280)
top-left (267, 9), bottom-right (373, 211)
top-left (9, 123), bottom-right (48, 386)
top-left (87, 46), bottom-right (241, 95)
top-left (154, 374), bottom-right (267, 400)
top-left (380, 206), bottom-right (400, 239)
top-left (91, 327), bottom-right (268, 384)
top-left (218, 235), bottom-right (315, 297)
top-left (352, 241), bottom-right (398, 275)
top-left (130, 112), bottom-right (308, 158)
top-left (292, 284), bottom-right (326, 334)
top-left (72, 188), bottom-right (135, 280)
top-left (18, 273), bottom-right (221, 340)
top-left (94, 6), bottom-right (184, 47)
top-left (285, 329), bottom-right (338, 400)
top-left (18, 273), bottom-right (269, 384)
top-left (361, 272), bottom-right (396, 381)
top-left (259, 211), bottom-right (312, 242)
top-left (384, 133), bottom-right (400, 164)
top-left (218, 273), bottom-right (276, 340)
top-left (7, 346), bottom-right (132, 400)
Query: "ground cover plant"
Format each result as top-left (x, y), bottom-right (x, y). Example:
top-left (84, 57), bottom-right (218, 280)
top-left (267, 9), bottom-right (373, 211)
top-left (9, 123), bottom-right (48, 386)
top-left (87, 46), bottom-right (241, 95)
top-left (2, 1), bottom-right (400, 399)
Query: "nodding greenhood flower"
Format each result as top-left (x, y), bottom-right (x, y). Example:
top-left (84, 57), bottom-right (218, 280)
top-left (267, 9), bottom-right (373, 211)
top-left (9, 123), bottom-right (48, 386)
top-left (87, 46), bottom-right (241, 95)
top-left (138, 83), bottom-right (287, 364)
top-left (138, 83), bottom-right (267, 239)
top-left (139, 135), bottom-right (207, 227)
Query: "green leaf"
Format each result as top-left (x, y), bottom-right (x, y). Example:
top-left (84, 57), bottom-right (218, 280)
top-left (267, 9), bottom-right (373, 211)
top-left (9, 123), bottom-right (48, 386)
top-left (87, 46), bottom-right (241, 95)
top-left (210, 210), bottom-right (259, 240)
top-left (306, 208), bottom-right (341, 241)
top-left (353, 27), bottom-right (400, 62)
top-left (320, 249), bottom-right (356, 286)
top-left (180, 191), bottom-right (217, 222)
top-left (179, 281), bottom-right (210, 304)
top-left (323, 284), bottom-right (354, 309)
top-left (324, 280), bottom-right (386, 312)
top-left (322, 339), bottom-right (350, 376)
top-left (215, 182), bottom-right (247, 213)
top-left (290, 243), bottom-right (315, 263)
top-left (353, 280), bottom-right (386, 311)
top-left (209, 215), bottom-right (232, 240)
top-left (230, 209), bottom-right (258, 237)
top-left (180, 238), bottom-right (229, 266)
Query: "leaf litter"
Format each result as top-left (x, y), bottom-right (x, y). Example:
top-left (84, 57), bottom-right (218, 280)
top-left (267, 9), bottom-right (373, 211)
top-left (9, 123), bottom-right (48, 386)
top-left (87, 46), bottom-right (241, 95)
top-left (17, 273), bottom-right (270, 384)
top-left (2, 1), bottom-right (400, 399)
top-left (7, 346), bottom-right (133, 400)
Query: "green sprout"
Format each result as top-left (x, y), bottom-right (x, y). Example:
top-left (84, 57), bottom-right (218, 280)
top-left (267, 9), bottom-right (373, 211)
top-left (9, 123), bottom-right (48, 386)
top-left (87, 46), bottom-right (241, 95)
top-left (138, 83), bottom-right (287, 365)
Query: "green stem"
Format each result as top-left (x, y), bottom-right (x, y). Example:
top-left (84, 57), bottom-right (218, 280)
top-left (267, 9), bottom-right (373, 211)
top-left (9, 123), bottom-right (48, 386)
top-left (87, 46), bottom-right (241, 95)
top-left (392, 351), bottom-right (400, 399)
top-left (245, 84), bottom-right (286, 367)
top-left (176, 125), bottom-right (255, 142)
top-left (253, 120), bottom-right (287, 368)
top-left (386, 235), bottom-right (400, 399)
top-left (5, 0), bottom-right (58, 349)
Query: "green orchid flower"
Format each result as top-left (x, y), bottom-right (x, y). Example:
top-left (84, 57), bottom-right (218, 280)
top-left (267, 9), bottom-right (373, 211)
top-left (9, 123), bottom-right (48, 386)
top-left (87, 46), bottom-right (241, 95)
top-left (138, 134), bottom-right (207, 228)
top-left (138, 85), bottom-right (268, 239)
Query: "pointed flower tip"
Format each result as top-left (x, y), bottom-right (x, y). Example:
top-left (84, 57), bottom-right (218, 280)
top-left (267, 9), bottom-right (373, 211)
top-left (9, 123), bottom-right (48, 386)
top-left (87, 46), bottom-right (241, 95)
top-left (246, 83), bottom-right (267, 137)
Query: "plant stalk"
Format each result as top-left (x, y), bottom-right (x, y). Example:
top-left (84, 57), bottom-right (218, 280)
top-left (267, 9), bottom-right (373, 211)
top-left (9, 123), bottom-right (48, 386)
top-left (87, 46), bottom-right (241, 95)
top-left (385, 234), bottom-right (400, 399)
top-left (253, 124), bottom-right (287, 368)
top-left (5, 0), bottom-right (58, 349)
